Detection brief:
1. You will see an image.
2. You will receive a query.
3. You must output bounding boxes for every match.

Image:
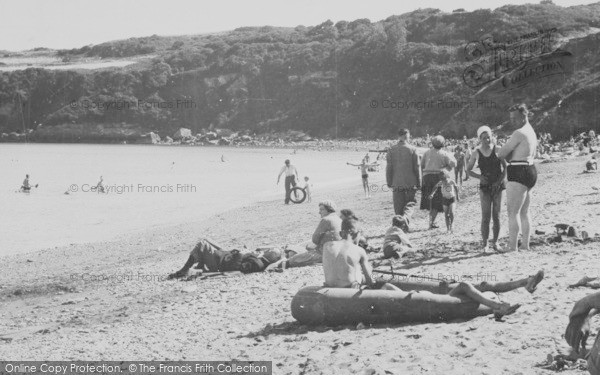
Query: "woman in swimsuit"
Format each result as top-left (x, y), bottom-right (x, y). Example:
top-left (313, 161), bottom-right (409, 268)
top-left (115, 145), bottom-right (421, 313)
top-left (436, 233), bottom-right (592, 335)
top-left (466, 126), bottom-right (507, 252)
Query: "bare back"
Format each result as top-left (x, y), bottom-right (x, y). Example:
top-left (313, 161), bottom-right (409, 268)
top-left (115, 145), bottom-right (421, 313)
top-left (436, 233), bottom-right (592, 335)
top-left (500, 124), bottom-right (537, 163)
top-left (322, 240), bottom-right (366, 288)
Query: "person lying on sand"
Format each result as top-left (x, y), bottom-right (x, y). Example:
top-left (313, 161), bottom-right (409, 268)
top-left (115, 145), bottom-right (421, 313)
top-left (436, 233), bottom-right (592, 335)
top-left (167, 238), bottom-right (248, 279)
top-left (323, 219), bottom-right (544, 319)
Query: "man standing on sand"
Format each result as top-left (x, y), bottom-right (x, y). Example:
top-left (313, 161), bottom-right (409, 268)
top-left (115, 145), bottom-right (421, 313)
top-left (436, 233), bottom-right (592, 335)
top-left (498, 104), bottom-right (538, 252)
top-left (386, 128), bottom-right (421, 230)
top-left (346, 159), bottom-right (379, 198)
top-left (277, 159), bottom-right (299, 204)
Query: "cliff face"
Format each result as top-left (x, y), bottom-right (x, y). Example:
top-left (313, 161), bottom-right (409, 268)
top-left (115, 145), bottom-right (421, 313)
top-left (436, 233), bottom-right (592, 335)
top-left (1, 3), bottom-right (600, 142)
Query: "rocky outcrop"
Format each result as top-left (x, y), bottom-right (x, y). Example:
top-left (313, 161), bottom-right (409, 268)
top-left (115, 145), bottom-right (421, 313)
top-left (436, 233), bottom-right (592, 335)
top-left (137, 132), bottom-right (161, 144)
top-left (172, 128), bottom-right (192, 140)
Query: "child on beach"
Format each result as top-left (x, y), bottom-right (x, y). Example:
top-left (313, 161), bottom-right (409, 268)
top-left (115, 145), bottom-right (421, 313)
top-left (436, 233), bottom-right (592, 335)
top-left (428, 170), bottom-right (460, 232)
top-left (339, 209), bottom-right (374, 252)
top-left (585, 154), bottom-right (598, 172)
top-left (382, 215), bottom-right (413, 259)
top-left (303, 176), bottom-right (312, 202)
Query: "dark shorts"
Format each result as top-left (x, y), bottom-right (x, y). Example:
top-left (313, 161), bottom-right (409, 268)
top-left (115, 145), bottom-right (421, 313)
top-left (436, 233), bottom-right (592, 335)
top-left (442, 197), bottom-right (455, 206)
top-left (362, 174), bottom-right (369, 180)
top-left (507, 164), bottom-right (537, 189)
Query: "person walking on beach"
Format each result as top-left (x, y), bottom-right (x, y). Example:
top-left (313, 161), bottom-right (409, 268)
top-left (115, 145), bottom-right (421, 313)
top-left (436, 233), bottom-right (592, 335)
top-left (386, 128), bottom-right (421, 230)
top-left (421, 135), bottom-right (456, 229)
top-left (277, 159), bottom-right (299, 204)
top-left (347, 159), bottom-right (379, 198)
top-left (467, 126), bottom-right (507, 252)
top-left (498, 104), bottom-right (538, 252)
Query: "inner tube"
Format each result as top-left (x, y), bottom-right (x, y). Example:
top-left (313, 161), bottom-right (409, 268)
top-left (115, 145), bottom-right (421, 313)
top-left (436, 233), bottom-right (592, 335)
top-left (291, 285), bottom-right (492, 326)
top-left (289, 187), bottom-right (306, 204)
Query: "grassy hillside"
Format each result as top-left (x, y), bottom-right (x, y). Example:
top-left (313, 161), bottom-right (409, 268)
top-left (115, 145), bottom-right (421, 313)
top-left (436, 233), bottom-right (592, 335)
top-left (1, 2), bottom-right (600, 141)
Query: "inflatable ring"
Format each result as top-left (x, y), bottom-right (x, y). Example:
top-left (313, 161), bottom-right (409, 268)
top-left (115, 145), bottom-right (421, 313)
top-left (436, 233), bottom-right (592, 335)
top-left (289, 186), bottom-right (306, 204)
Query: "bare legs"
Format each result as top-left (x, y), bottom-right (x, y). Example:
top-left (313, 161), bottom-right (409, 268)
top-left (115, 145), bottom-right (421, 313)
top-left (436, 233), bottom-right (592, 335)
top-left (362, 178), bottom-right (370, 198)
top-left (506, 181), bottom-right (532, 251)
top-left (429, 209), bottom-right (439, 228)
top-left (480, 189), bottom-right (503, 250)
top-left (448, 282), bottom-right (514, 311)
top-left (443, 203), bottom-right (455, 232)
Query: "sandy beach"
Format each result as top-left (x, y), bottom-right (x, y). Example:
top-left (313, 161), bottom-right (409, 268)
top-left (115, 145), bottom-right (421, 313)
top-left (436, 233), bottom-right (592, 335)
top-left (1, 154), bottom-right (600, 374)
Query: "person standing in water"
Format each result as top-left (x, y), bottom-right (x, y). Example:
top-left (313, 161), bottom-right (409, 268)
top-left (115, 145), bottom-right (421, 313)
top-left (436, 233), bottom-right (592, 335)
top-left (347, 158), bottom-right (379, 198)
top-left (498, 104), bottom-right (538, 252)
top-left (466, 126), bottom-right (507, 252)
top-left (95, 176), bottom-right (105, 193)
top-left (21, 174), bottom-right (32, 192)
top-left (277, 159), bottom-right (300, 204)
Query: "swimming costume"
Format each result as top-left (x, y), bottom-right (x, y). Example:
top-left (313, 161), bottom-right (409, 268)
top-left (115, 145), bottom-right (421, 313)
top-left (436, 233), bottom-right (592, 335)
top-left (507, 163), bottom-right (537, 189)
top-left (442, 197), bottom-right (455, 206)
top-left (362, 173), bottom-right (369, 179)
top-left (477, 148), bottom-right (505, 193)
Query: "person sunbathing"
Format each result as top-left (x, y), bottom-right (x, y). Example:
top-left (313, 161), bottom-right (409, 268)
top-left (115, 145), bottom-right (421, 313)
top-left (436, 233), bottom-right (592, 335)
top-left (323, 219), bottom-right (544, 319)
top-left (167, 238), bottom-right (247, 279)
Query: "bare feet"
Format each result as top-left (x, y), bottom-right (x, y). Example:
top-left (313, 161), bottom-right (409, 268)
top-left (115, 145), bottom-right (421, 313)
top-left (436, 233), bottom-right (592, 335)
top-left (493, 303), bottom-right (522, 320)
top-left (525, 270), bottom-right (545, 293)
top-left (490, 242), bottom-right (503, 252)
top-left (569, 276), bottom-right (599, 289)
top-left (167, 270), bottom-right (188, 280)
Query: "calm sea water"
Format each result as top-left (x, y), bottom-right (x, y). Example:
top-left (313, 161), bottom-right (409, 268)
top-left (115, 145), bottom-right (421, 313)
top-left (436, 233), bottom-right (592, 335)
top-left (0, 144), bottom-right (381, 256)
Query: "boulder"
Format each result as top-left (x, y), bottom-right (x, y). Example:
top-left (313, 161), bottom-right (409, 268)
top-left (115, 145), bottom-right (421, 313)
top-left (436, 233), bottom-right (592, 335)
top-left (204, 132), bottom-right (218, 141)
top-left (173, 128), bottom-right (192, 140)
top-left (218, 138), bottom-right (231, 146)
top-left (164, 136), bottom-right (173, 144)
top-left (138, 132), bottom-right (161, 144)
top-left (216, 128), bottom-right (234, 137)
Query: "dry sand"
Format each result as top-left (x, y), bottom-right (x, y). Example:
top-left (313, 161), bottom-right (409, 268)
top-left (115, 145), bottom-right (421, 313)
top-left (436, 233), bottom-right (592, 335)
top-left (1, 155), bottom-right (600, 374)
